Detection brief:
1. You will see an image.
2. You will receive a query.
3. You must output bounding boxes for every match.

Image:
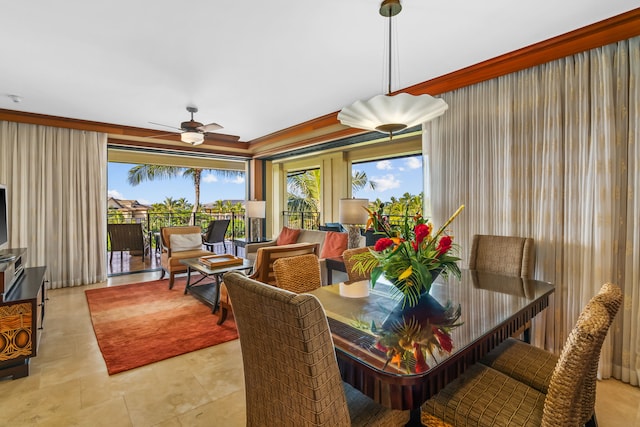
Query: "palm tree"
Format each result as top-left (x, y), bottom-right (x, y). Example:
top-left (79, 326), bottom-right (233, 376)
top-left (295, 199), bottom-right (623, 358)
top-left (287, 170), bottom-right (321, 212)
top-left (287, 169), bottom-right (376, 212)
top-left (162, 197), bottom-right (180, 213)
top-left (127, 164), bottom-right (243, 222)
top-left (213, 200), bottom-right (224, 212)
top-left (352, 170), bottom-right (377, 192)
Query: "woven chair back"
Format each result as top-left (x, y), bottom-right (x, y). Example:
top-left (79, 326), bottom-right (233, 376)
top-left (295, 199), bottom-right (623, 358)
top-left (222, 271), bottom-right (351, 426)
top-left (342, 247), bottom-right (374, 283)
top-left (469, 234), bottom-right (535, 278)
top-left (542, 301), bottom-right (611, 426)
top-left (575, 282), bottom-right (623, 424)
top-left (273, 254), bottom-right (322, 293)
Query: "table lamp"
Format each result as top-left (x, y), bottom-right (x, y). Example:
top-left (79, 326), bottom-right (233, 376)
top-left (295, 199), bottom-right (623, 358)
top-left (246, 200), bottom-right (266, 242)
top-left (339, 198), bottom-right (369, 249)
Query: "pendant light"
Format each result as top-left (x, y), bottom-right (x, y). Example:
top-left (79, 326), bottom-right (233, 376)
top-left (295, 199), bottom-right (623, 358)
top-left (338, 0), bottom-right (448, 138)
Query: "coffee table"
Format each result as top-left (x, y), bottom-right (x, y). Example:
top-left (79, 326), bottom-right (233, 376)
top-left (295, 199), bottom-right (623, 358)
top-left (179, 257), bottom-right (253, 319)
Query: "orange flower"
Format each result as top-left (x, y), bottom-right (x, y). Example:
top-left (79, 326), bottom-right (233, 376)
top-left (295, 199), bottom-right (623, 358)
top-left (391, 353), bottom-right (402, 367)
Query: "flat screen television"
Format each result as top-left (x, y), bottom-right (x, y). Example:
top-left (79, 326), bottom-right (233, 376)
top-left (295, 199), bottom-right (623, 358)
top-left (0, 184), bottom-right (9, 254)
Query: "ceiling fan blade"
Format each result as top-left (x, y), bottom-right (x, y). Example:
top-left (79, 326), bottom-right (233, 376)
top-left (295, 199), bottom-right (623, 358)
top-left (199, 123), bottom-right (223, 133)
top-left (149, 121), bottom-right (183, 131)
top-left (148, 132), bottom-right (179, 139)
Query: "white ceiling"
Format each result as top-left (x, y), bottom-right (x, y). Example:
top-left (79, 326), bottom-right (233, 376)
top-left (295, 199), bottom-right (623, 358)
top-left (1, 1), bottom-right (637, 142)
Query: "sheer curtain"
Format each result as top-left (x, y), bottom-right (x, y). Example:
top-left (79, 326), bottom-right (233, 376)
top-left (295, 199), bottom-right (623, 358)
top-left (424, 36), bottom-right (639, 386)
top-left (0, 121), bottom-right (107, 288)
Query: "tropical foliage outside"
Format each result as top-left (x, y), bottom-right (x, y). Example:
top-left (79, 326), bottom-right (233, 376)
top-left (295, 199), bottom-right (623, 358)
top-left (109, 163), bottom-right (425, 233)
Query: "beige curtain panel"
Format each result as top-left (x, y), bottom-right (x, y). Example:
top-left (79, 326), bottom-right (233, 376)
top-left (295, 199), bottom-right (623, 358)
top-left (0, 121), bottom-right (107, 288)
top-left (423, 36), bottom-right (639, 387)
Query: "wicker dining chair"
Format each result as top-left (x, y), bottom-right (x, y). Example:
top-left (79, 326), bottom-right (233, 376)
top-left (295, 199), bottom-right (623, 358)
top-left (479, 282), bottom-right (623, 426)
top-left (222, 271), bottom-right (410, 427)
top-left (469, 234), bottom-right (536, 341)
top-left (342, 246), bottom-right (374, 283)
top-left (468, 234), bottom-right (535, 278)
top-left (272, 253), bottom-right (322, 293)
top-left (420, 296), bottom-right (612, 427)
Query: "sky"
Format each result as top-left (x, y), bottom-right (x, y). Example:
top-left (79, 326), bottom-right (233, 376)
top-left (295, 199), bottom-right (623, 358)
top-left (107, 155), bottom-right (424, 206)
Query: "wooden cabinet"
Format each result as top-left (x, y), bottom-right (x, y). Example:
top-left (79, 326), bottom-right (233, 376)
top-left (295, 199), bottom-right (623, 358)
top-left (0, 264), bottom-right (46, 379)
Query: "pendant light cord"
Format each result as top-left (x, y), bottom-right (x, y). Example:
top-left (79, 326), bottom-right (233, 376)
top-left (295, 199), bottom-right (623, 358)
top-left (387, 12), bottom-right (392, 95)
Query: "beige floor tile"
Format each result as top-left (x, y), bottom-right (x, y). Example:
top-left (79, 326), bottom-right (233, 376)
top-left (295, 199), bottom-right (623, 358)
top-left (177, 389), bottom-right (246, 427)
top-left (36, 398), bottom-right (132, 427)
top-left (596, 378), bottom-right (640, 427)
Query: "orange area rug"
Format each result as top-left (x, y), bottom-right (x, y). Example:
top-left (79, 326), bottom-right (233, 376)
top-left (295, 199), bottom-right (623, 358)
top-left (85, 279), bottom-right (237, 375)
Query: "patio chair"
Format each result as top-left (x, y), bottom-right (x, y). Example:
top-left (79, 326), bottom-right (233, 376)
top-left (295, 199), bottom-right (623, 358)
top-left (222, 270), bottom-right (410, 426)
top-left (202, 219), bottom-right (230, 253)
top-left (107, 223), bottom-right (149, 263)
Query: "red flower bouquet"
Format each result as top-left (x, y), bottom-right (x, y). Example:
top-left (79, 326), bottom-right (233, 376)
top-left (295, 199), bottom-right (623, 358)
top-left (352, 204), bottom-right (465, 307)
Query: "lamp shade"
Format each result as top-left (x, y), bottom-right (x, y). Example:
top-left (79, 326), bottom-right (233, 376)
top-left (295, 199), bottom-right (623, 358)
top-left (339, 198), bottom-right (369, 225)
top-left (181, 131), bottom-right (204, 145)
top-left (246, 200), bottom-right (266, 218)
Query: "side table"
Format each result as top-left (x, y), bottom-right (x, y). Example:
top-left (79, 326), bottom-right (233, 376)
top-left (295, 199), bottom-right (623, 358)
top-left (232, 238), bottom-right (272, 256)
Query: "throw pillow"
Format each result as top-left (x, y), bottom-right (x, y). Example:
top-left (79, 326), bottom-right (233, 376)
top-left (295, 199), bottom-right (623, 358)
top-left (320, 231), bottom-right (348, 259)
top-left (276, 226), bottom-right (301, 245)
top-left (170, 233), bottom-right (202, 252)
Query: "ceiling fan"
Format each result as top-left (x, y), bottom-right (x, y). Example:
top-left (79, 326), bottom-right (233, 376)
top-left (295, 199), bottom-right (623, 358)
top-left (150, 106), bottom-right (223, 145)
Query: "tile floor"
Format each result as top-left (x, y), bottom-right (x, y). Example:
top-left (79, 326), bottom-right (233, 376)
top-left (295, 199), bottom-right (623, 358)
top-left (0, 271), bottom-right (638, 426)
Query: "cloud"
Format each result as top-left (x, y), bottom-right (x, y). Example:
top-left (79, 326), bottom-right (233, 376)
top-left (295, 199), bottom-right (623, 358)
top-left (370, 174), bottom-right (401, 192)
top-left (202, 174), bottom-right (219, 183)
top-left (405, 157), bottom-right (422, 169)
top-left (376, 160), bottom-right (393, 170)
top-left (138, 199), bottom-right (151, 205)
top-left (108, 189), bottom-right (124, 199)
top-left (225, 176), bottom-right (245, 184)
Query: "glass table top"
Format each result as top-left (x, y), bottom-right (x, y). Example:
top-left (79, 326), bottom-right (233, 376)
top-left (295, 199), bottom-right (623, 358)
top-left (309, 269), bottom-right (554, 377)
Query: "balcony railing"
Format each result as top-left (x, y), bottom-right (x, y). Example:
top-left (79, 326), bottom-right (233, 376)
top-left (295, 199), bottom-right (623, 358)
top-left (106, 209), bottom-right (414, 246)
top-left (107, 211), bottom-right (248, 249)
top-left (282, 211), bottom-right (321, 230)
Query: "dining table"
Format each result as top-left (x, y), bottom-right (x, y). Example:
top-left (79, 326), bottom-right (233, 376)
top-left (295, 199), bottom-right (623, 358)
top-left (308, 269), bottom-right (555, 412)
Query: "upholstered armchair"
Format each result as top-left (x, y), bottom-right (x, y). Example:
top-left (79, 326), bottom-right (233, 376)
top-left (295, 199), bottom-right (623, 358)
top-left (159, 226), bottom-right (213, 289)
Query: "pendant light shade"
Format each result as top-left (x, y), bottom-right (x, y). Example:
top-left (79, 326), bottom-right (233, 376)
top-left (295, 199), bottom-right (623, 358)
top-left (338, 0), bottom-right (448, 137)
top-left (338, 93), bottom-right (448, 135)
